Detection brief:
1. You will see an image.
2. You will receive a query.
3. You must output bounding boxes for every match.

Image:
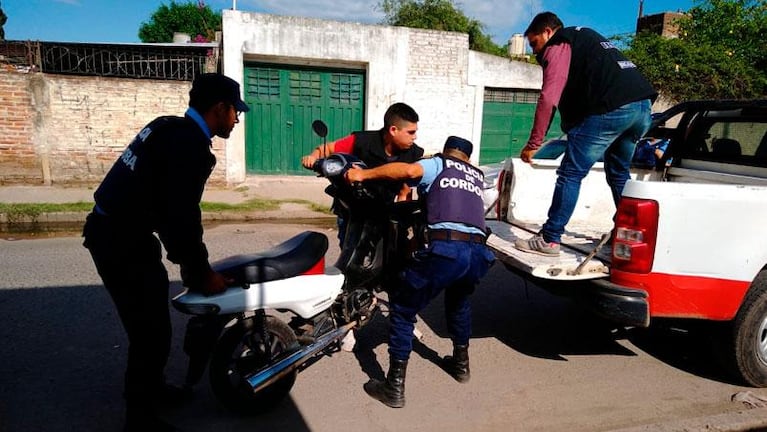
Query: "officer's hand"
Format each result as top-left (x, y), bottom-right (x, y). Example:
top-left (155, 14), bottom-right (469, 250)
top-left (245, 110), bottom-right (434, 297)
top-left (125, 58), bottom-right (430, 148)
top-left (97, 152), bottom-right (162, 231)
top-left (201, 269), bottom-right (232, 296)
top-left (345, 166), bottom-right (365, 184)
top-left (395, 184), bottom-right (413, 202)
top-left (301, 155), bottom-right (317, 169)
top-left (520, 145), bottom-right (538, 164)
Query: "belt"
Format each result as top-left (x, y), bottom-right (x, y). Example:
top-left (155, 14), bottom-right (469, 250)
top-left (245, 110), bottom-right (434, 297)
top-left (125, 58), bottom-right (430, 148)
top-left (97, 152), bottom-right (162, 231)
top-left (428, 229), bottom-right (486, 244)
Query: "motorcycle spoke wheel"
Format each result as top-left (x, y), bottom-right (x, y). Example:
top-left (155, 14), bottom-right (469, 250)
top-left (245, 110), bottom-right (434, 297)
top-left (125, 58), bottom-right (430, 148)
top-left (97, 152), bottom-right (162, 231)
top-left (209, 316), bottom-right (298, 414)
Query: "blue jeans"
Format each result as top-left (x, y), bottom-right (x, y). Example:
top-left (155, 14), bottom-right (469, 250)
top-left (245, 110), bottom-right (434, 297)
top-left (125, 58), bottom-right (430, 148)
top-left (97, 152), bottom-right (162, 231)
top-left (541, 99), bottom-right (652, 244)
top-left (387, 240), bottom-right (495, 361)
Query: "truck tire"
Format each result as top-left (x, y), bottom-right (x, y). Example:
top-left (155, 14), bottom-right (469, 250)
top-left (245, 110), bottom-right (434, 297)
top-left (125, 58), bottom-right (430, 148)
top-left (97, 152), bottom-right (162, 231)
top-left (726, 270), bottom-right (767, 387)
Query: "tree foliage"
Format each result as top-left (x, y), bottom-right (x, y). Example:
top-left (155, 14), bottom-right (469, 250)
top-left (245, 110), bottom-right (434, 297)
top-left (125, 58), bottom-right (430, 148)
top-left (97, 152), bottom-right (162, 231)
top-left (138, 0), bottom-right (222, 43)
top-left (624, 0), bottom-right (767, 101)
top-left (378, 0), bottom-right (506, 56)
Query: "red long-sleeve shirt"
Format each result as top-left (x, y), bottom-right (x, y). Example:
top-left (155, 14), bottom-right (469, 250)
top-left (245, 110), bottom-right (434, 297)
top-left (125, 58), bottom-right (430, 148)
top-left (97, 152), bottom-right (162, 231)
top-left (527, 43), bottom-right (571, 149)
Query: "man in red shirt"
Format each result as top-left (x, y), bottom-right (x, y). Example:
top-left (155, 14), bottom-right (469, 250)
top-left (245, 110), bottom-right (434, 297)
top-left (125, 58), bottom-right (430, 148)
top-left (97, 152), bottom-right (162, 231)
top-left (301, 102), bottom-right (425, 243)
top-left (301, 102), bottom-right (423, 179)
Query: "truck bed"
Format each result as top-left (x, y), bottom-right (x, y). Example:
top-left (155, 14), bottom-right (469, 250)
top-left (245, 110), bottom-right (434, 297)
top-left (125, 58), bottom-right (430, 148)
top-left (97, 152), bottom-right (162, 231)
top-left (486, 220), bottom-right (612, 281)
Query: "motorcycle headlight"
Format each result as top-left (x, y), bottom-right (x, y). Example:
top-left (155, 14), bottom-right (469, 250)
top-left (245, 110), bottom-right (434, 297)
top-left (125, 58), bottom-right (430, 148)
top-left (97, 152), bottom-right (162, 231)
top-left (323, 157), bottom-right (346, 177)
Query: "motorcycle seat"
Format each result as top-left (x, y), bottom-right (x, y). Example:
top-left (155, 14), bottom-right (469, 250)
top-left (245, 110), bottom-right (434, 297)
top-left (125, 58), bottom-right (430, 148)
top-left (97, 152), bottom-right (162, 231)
top-left (211, 231), bottom-right (329, 285)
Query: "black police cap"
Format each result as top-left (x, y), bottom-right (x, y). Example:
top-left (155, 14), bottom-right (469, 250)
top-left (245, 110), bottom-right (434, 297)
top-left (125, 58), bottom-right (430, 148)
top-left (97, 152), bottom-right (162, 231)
top-left (189, 73), bottom-right (250, 112)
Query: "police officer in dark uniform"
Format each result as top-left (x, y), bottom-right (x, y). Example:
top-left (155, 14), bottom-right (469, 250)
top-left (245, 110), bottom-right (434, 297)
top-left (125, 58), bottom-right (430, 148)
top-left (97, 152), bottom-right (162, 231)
top-left (345, 136), bottom-right (496, 408)
top-left (82, 73), bottom-right (248, 431)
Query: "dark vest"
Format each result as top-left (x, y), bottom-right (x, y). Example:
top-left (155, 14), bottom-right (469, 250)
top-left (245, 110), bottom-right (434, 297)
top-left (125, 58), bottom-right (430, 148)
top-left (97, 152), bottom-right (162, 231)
top-left (351, 129), bottom-right (424, 202)
top-left (425, 155), bottom-right (486, 232)
top-left (538, 26), bottom-right (657, 131)
top-left (94, 115), bottom-right (215, 225)
top-left (351, 130), bottom-right (424, 167)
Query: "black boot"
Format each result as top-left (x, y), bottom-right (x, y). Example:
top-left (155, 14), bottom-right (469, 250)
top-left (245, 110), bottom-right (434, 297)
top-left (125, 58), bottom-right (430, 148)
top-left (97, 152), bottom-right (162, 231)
top-left (124, 404), bottom-right (179, 432)
top-left (151, 383), bottom-right (194, 410)
top-left (442, 344), bottom-right (470, 383)
top-left (364, 358), bottom-right (407, 408)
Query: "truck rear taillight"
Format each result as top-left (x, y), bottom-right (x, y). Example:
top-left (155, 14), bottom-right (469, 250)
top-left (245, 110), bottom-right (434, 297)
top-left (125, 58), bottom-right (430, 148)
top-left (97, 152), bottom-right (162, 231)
top-left (612, 198), bottom-right (659, 274)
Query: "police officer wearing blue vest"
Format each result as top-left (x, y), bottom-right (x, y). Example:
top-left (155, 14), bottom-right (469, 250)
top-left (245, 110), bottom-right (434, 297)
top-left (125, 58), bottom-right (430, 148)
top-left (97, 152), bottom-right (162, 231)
top-left (346, 136), bottom-right (496, 408)
top-left (82, 73), bottom-right (248, 431)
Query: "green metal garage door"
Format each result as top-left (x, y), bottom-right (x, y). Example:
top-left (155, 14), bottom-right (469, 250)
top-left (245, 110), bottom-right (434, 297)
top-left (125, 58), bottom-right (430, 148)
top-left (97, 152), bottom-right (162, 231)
top-left (243, 64), bottom-right (365, 175)
top-left (479, 88), bottom-right (561, 165)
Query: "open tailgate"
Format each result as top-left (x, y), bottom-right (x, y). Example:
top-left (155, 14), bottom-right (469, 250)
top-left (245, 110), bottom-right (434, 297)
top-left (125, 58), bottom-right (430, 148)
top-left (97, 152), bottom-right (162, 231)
top-left (486, 220), bottom-right (611, 281)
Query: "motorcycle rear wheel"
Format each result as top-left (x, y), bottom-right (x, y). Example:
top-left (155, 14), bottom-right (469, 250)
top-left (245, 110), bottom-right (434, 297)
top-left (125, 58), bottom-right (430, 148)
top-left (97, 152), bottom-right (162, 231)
top-left (209, 316), bottom-right (298, 414)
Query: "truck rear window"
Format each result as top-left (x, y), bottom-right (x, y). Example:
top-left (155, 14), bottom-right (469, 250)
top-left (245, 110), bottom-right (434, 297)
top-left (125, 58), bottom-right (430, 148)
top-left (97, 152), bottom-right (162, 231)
top-left (684, 114), bottom-right (767, 169)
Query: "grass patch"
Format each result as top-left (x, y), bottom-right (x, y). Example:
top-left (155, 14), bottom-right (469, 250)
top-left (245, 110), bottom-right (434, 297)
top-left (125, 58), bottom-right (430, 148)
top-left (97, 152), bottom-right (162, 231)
top-left (0, 198), bottom-right (333, 220)
top-left (0, 202), bottom-right (94, 222)
top-left (277, 198), bottom-right (333, 215)
top-left (200, 198), bottom-right (282, 212)
top-left (305, 202), bottom-right (334, 215)
top-left (202, 198), bottom-right (333, 215)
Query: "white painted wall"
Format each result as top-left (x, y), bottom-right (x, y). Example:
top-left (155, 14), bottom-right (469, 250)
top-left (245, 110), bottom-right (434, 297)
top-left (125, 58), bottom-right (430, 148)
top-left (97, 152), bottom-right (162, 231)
top-left (222, 10), bottom-right (542, 183)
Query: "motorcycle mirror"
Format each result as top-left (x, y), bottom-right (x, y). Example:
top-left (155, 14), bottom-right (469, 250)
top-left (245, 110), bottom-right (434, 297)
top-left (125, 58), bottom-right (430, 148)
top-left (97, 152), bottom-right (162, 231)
top-left (312, 120), bottom-right (328, 139)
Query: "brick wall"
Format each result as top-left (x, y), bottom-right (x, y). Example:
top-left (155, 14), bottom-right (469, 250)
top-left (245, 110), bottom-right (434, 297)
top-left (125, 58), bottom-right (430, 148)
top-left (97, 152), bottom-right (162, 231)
top-left (0, 71), bottom-right (38, 183)
top-left (0, 71), bottom-right (228, 185)
top-left (405, 29), bottom-right (475, 151)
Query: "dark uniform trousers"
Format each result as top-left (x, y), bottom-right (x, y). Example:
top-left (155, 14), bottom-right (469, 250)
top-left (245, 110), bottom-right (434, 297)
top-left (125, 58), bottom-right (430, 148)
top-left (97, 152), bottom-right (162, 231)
top-left (83, 212), bottom-right (171, 405)
top-left (388, 238), bottom-right (495, 361)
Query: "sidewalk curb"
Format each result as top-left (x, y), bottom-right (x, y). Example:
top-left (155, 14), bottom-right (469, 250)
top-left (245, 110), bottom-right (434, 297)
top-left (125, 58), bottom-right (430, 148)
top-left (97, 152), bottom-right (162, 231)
top-left (607, 406), bottom-right (767, 432)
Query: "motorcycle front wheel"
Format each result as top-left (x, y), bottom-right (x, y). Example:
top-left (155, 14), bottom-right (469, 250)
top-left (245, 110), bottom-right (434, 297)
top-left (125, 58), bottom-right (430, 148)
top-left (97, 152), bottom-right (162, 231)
top-left (209, 316), bottom-right (298, 414)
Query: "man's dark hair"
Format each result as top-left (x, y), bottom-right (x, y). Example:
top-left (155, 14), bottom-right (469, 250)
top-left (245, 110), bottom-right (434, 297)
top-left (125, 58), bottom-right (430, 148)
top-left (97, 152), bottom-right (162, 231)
top-left (524, 12), bottom-right (563, 36)
top-left (383, 102), bottom-right (419, 128)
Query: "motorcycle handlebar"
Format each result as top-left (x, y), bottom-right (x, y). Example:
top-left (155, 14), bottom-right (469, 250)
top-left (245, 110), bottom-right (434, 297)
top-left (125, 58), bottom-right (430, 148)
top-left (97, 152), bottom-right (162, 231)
top-left (311, 158), bottom-right (324, 175)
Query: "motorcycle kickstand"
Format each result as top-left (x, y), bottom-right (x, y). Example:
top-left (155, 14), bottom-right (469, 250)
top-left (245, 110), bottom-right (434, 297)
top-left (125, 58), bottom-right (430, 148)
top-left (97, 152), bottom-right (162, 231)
top-left (254, 309), bottom-right (274, 364)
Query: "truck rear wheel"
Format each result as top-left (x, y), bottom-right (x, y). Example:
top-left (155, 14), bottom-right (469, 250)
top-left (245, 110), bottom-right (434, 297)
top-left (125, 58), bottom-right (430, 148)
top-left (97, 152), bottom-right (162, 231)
top-left (726, 270), bottom-right (767, 387)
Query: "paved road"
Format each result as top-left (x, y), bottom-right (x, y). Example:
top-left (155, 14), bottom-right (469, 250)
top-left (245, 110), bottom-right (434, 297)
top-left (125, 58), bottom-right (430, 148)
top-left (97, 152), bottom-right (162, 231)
top-left (2, 223), bottom-right (767, 432)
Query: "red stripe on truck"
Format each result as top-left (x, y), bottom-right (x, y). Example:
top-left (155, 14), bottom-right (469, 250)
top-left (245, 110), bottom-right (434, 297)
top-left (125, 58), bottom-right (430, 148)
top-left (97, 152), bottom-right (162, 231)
top-left (611, 269), bottom-right (750, 320)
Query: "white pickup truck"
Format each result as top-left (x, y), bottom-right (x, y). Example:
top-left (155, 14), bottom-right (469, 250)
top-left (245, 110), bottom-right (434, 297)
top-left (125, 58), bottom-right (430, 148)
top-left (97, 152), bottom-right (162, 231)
top-left (485, 99), bottom-right (767, 386)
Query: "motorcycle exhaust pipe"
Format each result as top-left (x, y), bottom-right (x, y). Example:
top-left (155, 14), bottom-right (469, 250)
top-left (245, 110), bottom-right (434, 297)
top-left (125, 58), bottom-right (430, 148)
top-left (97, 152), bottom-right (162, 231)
top-left (246, 321), bottom-right (358, 393)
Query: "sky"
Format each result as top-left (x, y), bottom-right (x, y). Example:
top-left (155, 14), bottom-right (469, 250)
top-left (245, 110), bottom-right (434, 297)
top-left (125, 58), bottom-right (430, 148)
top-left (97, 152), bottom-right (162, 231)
top-left (4, 0), bottom-right (695, 46)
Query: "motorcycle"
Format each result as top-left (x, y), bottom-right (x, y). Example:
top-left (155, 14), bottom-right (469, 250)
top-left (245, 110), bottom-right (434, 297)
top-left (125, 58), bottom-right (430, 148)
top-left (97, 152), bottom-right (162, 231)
top-left (171, 120), bottom-right (421, 414)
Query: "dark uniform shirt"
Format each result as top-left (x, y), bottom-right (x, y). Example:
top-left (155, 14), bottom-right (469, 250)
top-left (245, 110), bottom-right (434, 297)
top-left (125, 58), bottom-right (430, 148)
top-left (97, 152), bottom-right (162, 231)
top-left (93, 110), bottom-right (215, 285)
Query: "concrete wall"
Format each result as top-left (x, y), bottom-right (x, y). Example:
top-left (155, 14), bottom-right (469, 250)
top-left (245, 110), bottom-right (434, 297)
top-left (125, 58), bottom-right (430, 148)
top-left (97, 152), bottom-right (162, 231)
top-left (0, 13), bottom-right (543, 185)
top-left (468, 51), bottom-right (543, 151)
top-left (0, 71), bottom-right (228, 185)
top-left (222, 11), bottom-right (542, 182)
